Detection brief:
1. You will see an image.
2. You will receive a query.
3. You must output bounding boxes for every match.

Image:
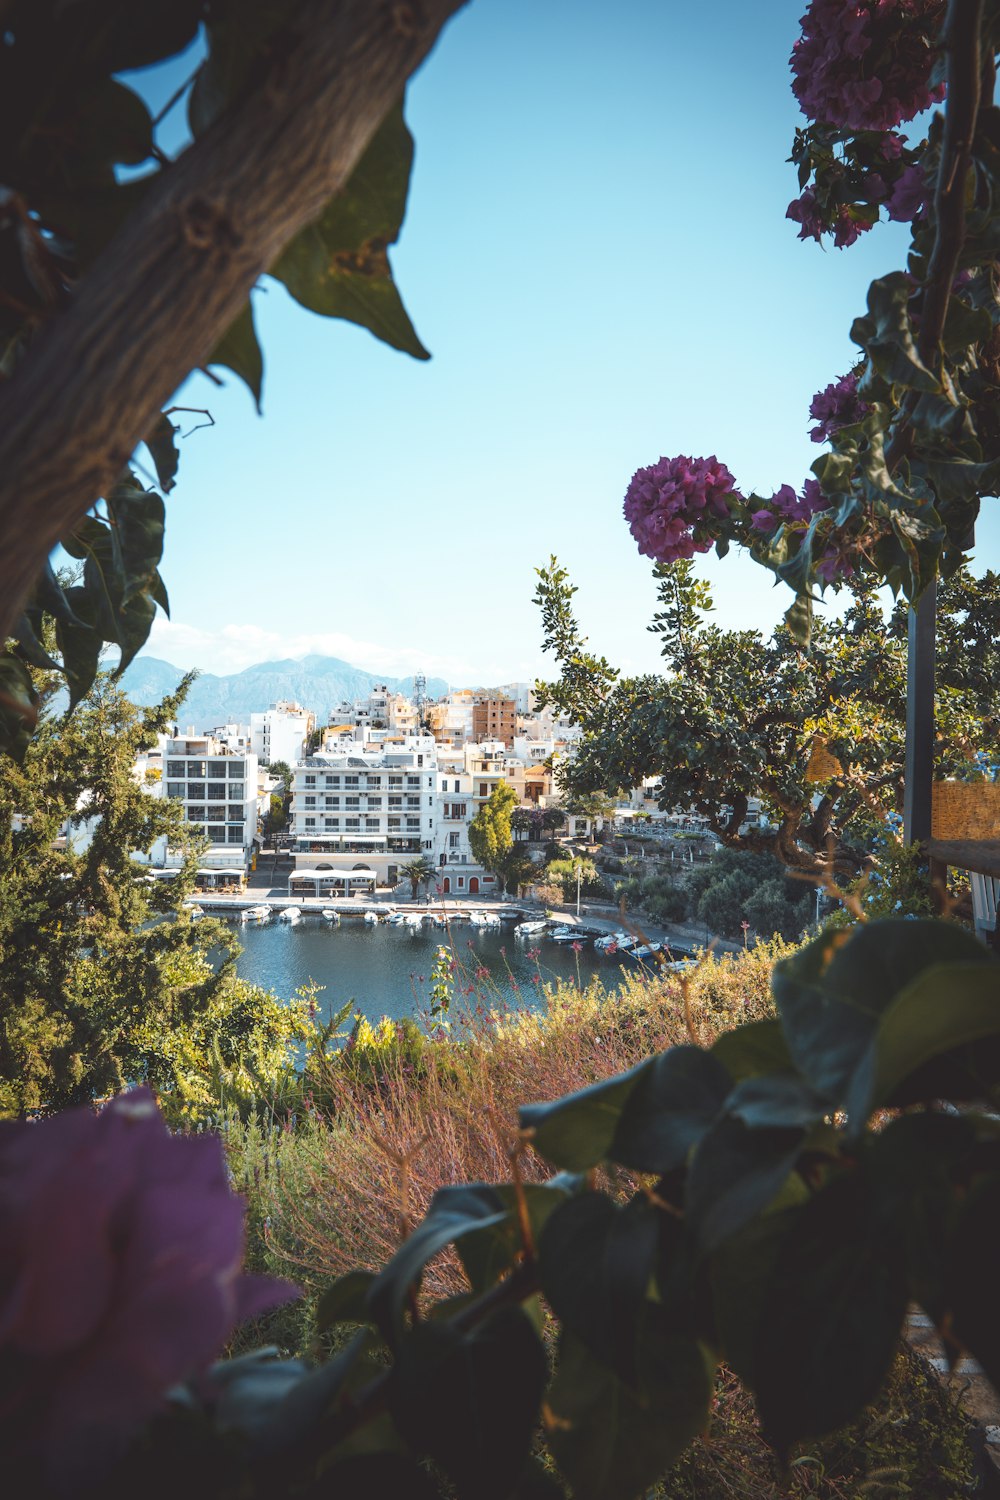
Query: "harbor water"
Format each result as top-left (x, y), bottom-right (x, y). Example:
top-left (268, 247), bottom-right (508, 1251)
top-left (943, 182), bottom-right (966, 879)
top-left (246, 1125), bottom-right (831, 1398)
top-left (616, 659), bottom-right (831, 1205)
top-left (232, 914), bottom-right (629, 1027)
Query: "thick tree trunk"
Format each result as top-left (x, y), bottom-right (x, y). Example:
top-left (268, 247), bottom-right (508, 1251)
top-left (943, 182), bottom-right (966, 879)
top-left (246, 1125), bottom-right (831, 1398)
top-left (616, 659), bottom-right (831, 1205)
top-left (0, 0), bottom-right (468, 640)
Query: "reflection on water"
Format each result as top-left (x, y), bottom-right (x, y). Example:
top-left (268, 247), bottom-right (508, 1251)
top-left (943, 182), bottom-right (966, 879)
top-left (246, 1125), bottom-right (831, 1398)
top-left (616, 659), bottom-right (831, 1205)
top-left (233, 916), bottom-right (629, 1027)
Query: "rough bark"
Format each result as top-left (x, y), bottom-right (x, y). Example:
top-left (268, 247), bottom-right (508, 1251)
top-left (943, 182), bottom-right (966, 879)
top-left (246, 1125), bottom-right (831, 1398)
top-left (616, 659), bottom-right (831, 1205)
top-left (0, 0), bottom-right (468, 639)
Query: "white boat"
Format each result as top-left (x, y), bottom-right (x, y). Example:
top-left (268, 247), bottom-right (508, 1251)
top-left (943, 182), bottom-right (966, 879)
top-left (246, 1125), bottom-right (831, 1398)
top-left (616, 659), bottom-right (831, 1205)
top-left (480, 912), bottom-right (501, 927)
top-left (322, 909), bottom-right (340, 923)
top-left (594, 931), bottom-right (630, 952)
top-left (516, 919), bottom-right (548, 936)
top-left (405, 913), bottom-right (425, 928)
top-left (387, 912), bottom-right (409, 925)
top-left (279, 906), bottom-right (302, 924)
top-left (549, 926), bottom-right (582, 943)
top-left (363, 911), bottom-right (380, 924)
top-left (242, 903), bottom-right (272, 924)
top-left (630, 942), bottom-right (663, 961)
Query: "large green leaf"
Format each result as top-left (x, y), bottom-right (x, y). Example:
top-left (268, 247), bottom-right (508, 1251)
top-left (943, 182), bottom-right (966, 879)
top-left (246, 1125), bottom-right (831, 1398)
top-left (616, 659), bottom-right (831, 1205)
top-left (684, 1114), bottom-right (805, 1252)
top-left (709, 1200), bottom-right (802, 1384)
top-left (0, 653), bottom-right (40, 759)
top-left (458, 1179), bottom-right (575, 1294)
top-left (208, 300), bottom-right (264, 410)
top-left (390, 1307), bottom-right (547, 1500)
top-left (846, 959), bottom-right (1000, 1125)
top-left (366, 1184), bottom-right (510, 1345)
top-left (520, 1062), bottom-right (650, 1171)
top-left (607, 1045), bottom-right (732, 1174)
top-left (850, 272), bottom-right (940, 393)
top-left (539, 1192), bottom-right (660, 1386)
top-left (315, 1270), bottom-right (376, 1333)
top-left (547, 1318), bottom-right (714, 1500)
top-left (711, 1019), bottom-right (793, 1082)
top-left (269, 104), bottom-right (429, 359)
top-left (772, 920), bottom-right (985, 1107)
top-left (946, 1173), bottom-right (1000, 1388)
top-left (752, 1171), bottom-right (908, 1456)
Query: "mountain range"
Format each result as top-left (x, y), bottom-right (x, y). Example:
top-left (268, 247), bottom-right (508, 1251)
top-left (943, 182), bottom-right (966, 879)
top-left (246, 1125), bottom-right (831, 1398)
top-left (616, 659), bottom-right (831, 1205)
top-left (117, 655), bottom-right (451, 732)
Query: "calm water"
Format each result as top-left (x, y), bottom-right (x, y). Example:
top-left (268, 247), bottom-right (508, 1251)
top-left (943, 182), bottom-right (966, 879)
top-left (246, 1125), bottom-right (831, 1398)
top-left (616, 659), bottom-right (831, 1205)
top-left (232, 915), bottom-right (628, 1027)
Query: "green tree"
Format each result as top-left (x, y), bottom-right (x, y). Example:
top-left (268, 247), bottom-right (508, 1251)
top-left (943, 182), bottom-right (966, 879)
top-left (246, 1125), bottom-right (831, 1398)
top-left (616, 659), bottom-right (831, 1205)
top-left (468, 781), bottom-right (519, 885)
top-left (400, 855), bottom-right (437, 899)
top-left (543, 856), bottom-right (599, 902)
top-left (0, 674), bottom-right (307, 1117)
top-left (269, 760), bottom-right (294, 797)
top-left (536, 559), bottom-right (999, 878)
top-left (498, 847), bottom-right (538, 897)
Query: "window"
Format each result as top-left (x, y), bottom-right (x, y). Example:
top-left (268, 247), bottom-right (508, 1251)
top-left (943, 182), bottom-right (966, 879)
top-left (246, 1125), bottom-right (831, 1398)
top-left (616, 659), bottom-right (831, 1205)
top-left (406, 797), bottom-right (420, 809)
top-left (305, 774), bottom-right (316, 787)
top-left (457, 877), bottom-right (465, 889)
top-left (388, 796), bottom-right (402, 808)
top-left (228, 782), bottom-right (244, 800)
top-left (389, 776), bottom-right (402, 788)
top-left (187, 760), bottom-right (206, 778)
top-left (406, 817), bottom-right (420, 830)
top-left (226, 826), bottom-right (243, 844)
top-left (325, 817), bottom-right (339, 829)
top-left (365, 818), bottom-right (380, 830)
top-left (208, 826), bottom-right (226, 843)
top-left (367, 796), bottom-right (382, 808)
top-left (345, 775), bottom-right (359, 787)
top-left (345, 796), bottom-right (360, 808)
top-left (166, 782), bottom-right (185, 799)
top-left (448, 832), bottom-right (460, 849)
top-left (304, 795), bottom-right (316, 807)
top-left (479, 783), bottom-right (488, 798)
top-left (325, 775), bottom-right (340, 788)
top-left (388, 817), bottom-right (401, 829)
top-left (406, 776), bottom-right (420, 788)
top-left (367, 776), bottom-right (382, 788)
top-left (228, 805), bottom-right (243, 822)
top-left (346, 817), bottom-right (360, 830)
top-left (208, 762), bottom-right (227, 779)
top-left (167, 761), bottom-right (185, 778)
top-left (228, 761), bottom-right (245, 778)
top-left (305, 817), bottom-right (316, 828)
top-left (325, 796), bottom-right (340, 808)
top-left (205, 806), bottom-right (225, 822)
top-left (187, 805), bottom-right (205, 820)
top-left (207, 784), bottom-right (226, 800)
top-left (187, 782), bottom-right (206, 800)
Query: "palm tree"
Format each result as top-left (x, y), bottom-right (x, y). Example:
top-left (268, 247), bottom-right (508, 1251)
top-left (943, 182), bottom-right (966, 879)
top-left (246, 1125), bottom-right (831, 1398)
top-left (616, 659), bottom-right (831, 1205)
top-left (400, 855), bottom-right (436, 900)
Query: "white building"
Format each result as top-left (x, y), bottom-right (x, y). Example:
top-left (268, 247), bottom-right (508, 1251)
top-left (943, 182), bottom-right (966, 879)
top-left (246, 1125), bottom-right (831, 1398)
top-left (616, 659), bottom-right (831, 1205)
top-left (432, 757), bottom-right (496, 896)
top-left (287, 737), bottom-right (436, 897)
top-left (250, 701), bottom-right (315, 768)
top-left (151, 733), bottom-right (259, 877)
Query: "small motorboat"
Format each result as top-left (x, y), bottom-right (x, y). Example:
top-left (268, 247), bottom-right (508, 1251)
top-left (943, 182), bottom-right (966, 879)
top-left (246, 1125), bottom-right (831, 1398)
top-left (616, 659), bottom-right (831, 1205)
top-left (549, 926), bottom-right (581, 943)
top-left (322, 909), bottom-right (340, 924)
top-left (594, 931), bottom-right (629, 952)
top-left (279, 906), bottom-right (302, 924)
top-left (630, 942), bottom-right (663, 961)
top-left (363, 911), bottom-right (380, 924)
top-left (516, 919), bottom-right (548, 936)
top-left (243, 903), bottom-right (272, 924)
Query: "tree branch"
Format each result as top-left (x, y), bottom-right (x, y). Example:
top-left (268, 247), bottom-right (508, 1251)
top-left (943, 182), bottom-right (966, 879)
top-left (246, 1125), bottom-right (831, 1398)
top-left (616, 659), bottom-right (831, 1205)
top-left (0, 0), bottom-right (468, 640)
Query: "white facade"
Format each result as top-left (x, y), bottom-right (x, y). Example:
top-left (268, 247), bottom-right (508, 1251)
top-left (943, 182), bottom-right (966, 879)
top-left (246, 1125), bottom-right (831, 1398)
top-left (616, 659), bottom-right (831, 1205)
top-left (155, 734), bottom-right (259, 872)
top-left (432, 763), bottom-right (495, 896)
top-left (288, 737), bottom-right (436, 893)
top-left (250, 702), bottom-right (315, 768)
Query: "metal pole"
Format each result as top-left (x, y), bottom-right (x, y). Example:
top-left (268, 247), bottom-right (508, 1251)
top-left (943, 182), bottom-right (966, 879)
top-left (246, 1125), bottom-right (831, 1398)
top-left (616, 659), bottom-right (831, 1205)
top-left (576, 859), bottom-right (581, 918)
top-left (903, 580), bottom-right (937, 844)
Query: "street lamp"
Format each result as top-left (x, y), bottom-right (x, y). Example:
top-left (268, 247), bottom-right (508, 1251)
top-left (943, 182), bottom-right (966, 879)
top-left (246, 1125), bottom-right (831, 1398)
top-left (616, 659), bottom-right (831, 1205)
top-left (576, 857), bottom-right (582, 919)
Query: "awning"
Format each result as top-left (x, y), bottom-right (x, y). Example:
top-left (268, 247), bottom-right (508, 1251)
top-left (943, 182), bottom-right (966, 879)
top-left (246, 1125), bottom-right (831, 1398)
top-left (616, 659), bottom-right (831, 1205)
top-left (195, 867), bottom-right (246, 877)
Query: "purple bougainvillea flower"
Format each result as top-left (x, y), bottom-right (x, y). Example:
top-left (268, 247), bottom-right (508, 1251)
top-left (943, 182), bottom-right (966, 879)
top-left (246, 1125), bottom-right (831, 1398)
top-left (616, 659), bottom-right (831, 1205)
top-left (0, 1090), bottom-right (297, 1487)
top-left (809, 373), bottom-right (869, 443)
top-left (791, 0), bottom-right (946, 133)
top-left (623, 454), bottom-right (742, 565)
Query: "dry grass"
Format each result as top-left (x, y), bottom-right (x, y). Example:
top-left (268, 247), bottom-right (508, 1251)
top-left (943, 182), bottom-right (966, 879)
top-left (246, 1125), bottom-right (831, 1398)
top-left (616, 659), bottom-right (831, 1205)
top-left (233, 941), bottom-right (781, 1302)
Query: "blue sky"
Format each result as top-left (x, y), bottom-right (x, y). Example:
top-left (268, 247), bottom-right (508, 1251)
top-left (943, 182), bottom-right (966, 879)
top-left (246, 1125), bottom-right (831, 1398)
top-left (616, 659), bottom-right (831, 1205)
top-left (135, 0), bottom-right (1000, 685)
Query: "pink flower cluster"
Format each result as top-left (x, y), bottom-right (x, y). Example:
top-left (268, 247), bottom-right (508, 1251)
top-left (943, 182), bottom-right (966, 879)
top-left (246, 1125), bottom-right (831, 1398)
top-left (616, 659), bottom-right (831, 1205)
top-left (751, 479), bottom-right (828, 533)
top-left (623, 454), bottom-right (742, 564)
top-left (791, 0), bottom-right (946, 133)
top-left (787, 188), bottom-right (864, 247)
top-left (0, 1090), bottom-right (296, 1488)
top-left (809, 373), bottom-right (869, 442)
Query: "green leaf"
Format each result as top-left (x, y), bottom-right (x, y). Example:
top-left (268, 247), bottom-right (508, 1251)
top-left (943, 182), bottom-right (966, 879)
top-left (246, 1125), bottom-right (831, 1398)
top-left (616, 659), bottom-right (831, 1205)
top-left (269, 104), bottom-right (429, 359)
top-left (725, 1073), bottom-right (828, 1131)
top-left (783, 591), bottom-right (813, 644)
top-left (851, 272), bottom-right (940, 393)
top-left (772, 920), bottom-right (985, 1108)
top-left (56, 589), bottom-right (104, 711)
top-left (366, 1184), bottom-right (510, 1346)
top-left (547, 1317), bottom-right (714, 1500)
top-left (11, 612), bottom-right (60, 674)
top-left (0, 653), bottom-right (40, 759)
top-left (752, 1171), bottom-right (908, 1456)
top-left (711, 1019), bottom-right (793, 1082)
top-left (946, 1173), bottom-right (1000, 1388)
top-left (458, 1180), bottom-right (574, 1294)
top-left (685, 1114), bottom-right (805, 1252)
top-left (143, 414), bottom-right (180, 494)
top-left (846, 959), bottom-right (1000, 1125)
top-left (520, 1061), bottom-right (650, 1171)
top-left (208, 300), bottom-right (264, 410)
top-left (539, 1192), bottom-right (660, 1385)
top-left (106, 479), bottom-right (166, 604)
top-left (390, 1307), bottom-right (547, 1500)
top-left (608, 1046), bottom-right (732, 1174)
top-left (864, 1112), bottom-right (978, 1322)
top-left (315, 1270), bottom-right (376, 1333)
top-left (316, 1453), bottom-right (443, 1500)
top-left (233, 1327), bottom-right (373, 1455)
